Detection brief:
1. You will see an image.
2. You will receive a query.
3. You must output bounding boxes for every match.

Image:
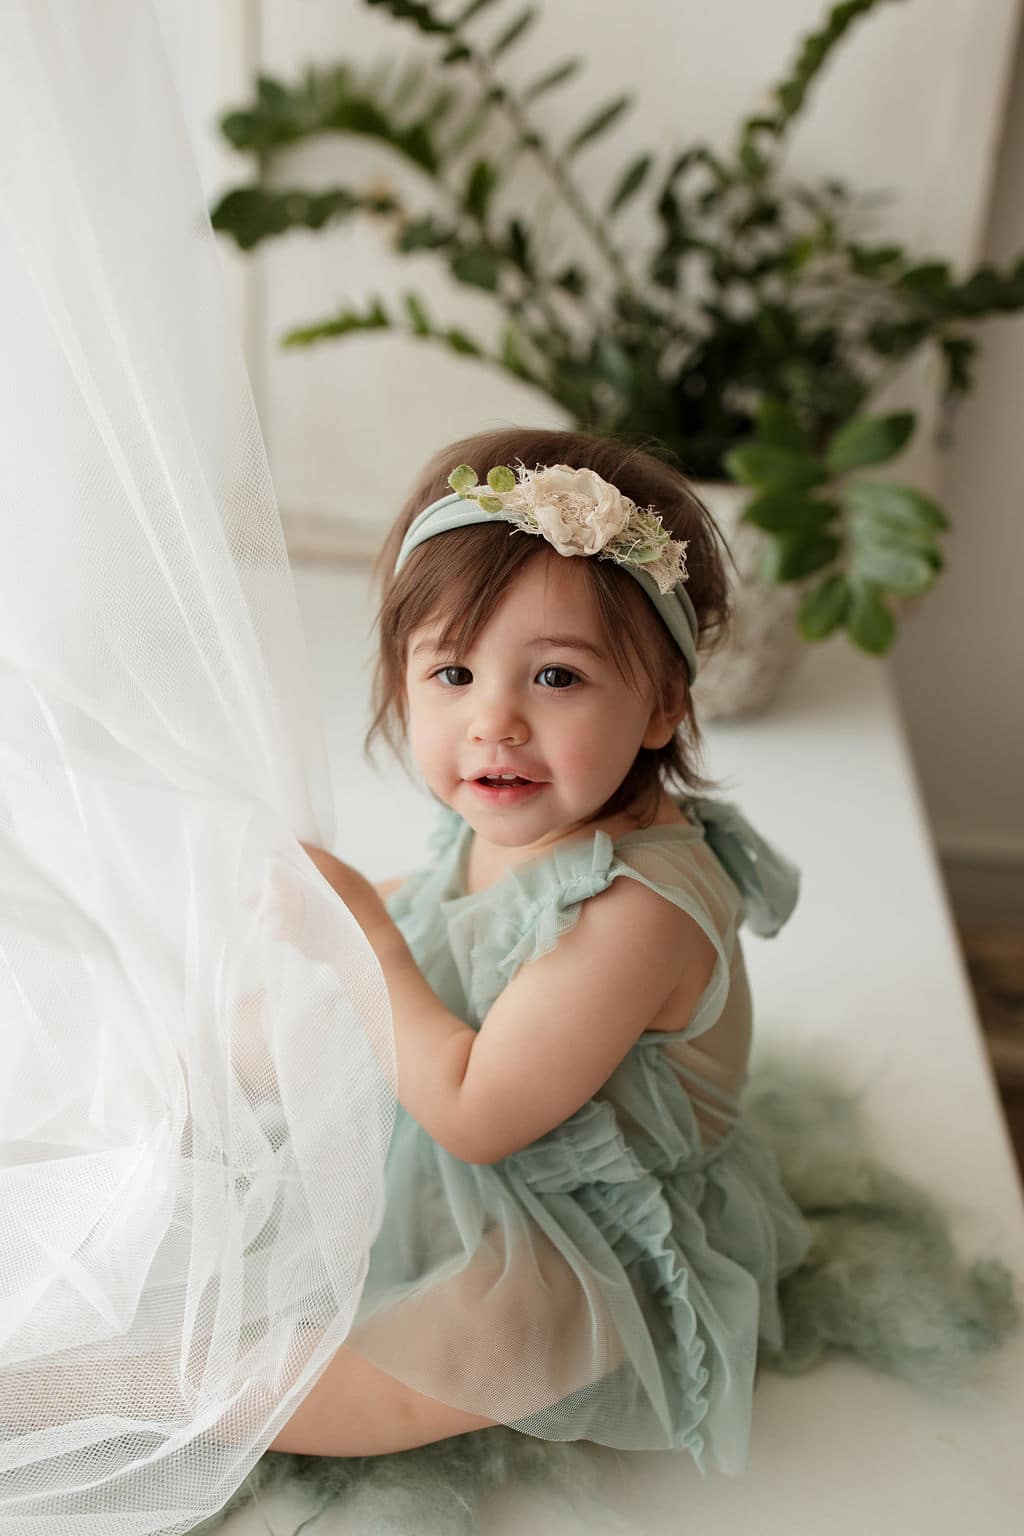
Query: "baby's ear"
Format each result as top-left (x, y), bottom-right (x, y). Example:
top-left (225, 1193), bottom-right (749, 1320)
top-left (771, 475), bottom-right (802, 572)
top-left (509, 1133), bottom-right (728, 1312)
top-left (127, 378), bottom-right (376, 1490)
top-left (641, 672), bottom-right (689, 750)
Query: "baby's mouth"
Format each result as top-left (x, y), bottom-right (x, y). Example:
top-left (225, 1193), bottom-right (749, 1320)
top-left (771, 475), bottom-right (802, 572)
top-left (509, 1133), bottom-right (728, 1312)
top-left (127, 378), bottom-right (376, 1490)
top-left (466, 772), bottom-right (545, 803)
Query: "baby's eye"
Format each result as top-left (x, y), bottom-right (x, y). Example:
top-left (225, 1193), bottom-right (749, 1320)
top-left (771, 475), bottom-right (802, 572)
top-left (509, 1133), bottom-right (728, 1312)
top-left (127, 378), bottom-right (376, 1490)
top-left (536, 665), bottom-right (580, 690)
top-left (434, 665), bottom-right (472, 687)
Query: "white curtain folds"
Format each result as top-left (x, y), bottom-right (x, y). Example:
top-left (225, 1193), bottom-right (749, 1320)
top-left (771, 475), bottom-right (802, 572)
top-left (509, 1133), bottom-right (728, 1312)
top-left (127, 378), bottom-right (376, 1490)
top-left (0, 4), bottom-right (396, 1532)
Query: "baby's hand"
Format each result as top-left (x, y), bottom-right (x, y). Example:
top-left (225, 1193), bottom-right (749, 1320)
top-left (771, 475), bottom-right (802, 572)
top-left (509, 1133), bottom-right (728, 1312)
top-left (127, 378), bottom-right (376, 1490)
top-left (248, 844), bottom-right (395, 964)
top-left (298, 844), bottom-right (394, 947)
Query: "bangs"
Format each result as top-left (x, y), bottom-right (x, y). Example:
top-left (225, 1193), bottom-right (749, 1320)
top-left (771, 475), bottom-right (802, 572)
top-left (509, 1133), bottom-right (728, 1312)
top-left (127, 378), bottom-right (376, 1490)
top-left (390, 522), bottom-right (671, 701)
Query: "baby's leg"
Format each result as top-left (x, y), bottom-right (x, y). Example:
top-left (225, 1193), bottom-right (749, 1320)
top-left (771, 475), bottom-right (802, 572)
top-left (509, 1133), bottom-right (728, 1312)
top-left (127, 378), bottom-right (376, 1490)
top-left (266, 1346), bottom-right (499, 1456)
top-left (287, 1217), bottom-right (627, 1455)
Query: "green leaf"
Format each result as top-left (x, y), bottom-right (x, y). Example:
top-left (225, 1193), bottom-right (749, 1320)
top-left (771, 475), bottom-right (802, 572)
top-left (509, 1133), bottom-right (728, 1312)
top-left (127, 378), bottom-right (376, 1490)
top-left (565, 95), bottom-right (632, 158)
top-left (841, 480), bottom-right (950, 532)
top-left (781, 234), bottom-right (818, 272)
top-left (487, 465), bottom-right (516, 492)
top-left (223, 63), bottom-right (444, 172)
top-left (763, 0), bottom-right (886, 141)
top-left (866, 318), bottom-right (930, 359)
top-left (852, 526), bottom-right (943, 572)
top-left (606, 155), bottom-right (653, 217)
top-left (398, 214), bottom-right (455, 252)
top-left (449, 247), bottom-right (502, 290)
top-left (522, 59), bottom-right (582, 102)
top-left (939, 334), bottom-right (976, 397)
top-left (282, 300), bottom-right (392, 347)
top-left (724, 443), bottom-right (827, 493)
top-left (555, 265), bottom-right (587, 297)
top-left (898, 261), bottom-right (951, 298)
top-left (445, 327), bottom-right (483, 356)
top-left (448, 463), bottom-right (478, 492)
top-left (499, 325), bottom-right (533, 380)
top-left (445, 95), bottom-right (497, 156)
top-left (847, 585), bottom-right (896, 655)
top-left (365, 0), bottom-right (452, 39)
top-left (421, 85), bottom-right (458, 129)
top-left (504, 218), bottom-right (531, 273)
top-left (742, 492), bottom-right (839, 533)
top-left (846, 241), bottom-right (903, 276)
top-left (210, 185), bottom-right (374, 250)
top-left (850, 545), bottom-right (936, 595)
top-left (489, 7), bottom-right (537, 59)
top-left (759, 530), bottom-right (842, 583)
top-left (739, 141), bottom-right (768, 179)
top-left (825, 411), bottom-right (915, 474)
top-left (403, 291), bottom-right (431, 335)
top-left (756, 397), bottom-right (812, 451)
top-left (463, 158), bottom-right (499, 221)
top-left (798, 573), bottom-right (851, 639)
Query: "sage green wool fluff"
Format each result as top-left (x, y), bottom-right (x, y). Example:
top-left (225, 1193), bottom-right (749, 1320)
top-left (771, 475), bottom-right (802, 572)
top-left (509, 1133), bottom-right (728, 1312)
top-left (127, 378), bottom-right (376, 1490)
top-left (743, 1045), bottom-right (1019, 1387)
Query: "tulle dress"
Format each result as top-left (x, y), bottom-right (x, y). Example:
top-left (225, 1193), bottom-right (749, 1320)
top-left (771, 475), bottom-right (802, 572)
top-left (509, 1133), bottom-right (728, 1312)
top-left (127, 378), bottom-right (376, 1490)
top-left (343, 795), bottom-right (812, 1477)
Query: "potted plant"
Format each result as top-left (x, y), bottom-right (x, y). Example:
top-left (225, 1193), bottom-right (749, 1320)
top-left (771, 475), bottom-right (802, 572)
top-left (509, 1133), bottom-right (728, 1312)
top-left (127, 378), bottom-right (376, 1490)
top-left (211, 0), bottom-right (1024, 715)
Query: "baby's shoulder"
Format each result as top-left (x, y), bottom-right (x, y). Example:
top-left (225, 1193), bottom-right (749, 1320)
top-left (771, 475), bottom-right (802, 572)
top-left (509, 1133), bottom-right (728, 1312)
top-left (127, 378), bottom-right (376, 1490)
top-left (561, 862), bottom-right (718, 974)
top-left (443, 819), bottom-right (720, 1024)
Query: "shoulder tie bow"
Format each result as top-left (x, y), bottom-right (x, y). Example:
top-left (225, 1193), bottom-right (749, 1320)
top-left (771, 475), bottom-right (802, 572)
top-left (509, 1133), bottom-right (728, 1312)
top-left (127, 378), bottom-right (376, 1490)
top-left (686, 797), bottom-right (800, 937)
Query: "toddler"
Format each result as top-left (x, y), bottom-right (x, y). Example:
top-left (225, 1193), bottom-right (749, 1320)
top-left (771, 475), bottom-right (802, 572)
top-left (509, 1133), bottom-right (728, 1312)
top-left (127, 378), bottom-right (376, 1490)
top-left (269, 427), bottom-right (812, 1478)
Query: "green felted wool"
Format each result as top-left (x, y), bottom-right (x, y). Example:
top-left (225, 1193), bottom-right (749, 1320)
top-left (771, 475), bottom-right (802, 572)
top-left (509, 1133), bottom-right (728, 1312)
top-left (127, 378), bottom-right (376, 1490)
top-left (742, 1044), bottom-right (1021, 1387)
top-left (188, 1425), bottom-right (604, 1536)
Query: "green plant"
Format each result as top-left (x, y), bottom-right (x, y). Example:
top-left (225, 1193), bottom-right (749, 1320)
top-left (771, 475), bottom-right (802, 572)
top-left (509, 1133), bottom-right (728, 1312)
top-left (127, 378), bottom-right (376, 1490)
top-left (212, 0), bottom-right (1024, 655)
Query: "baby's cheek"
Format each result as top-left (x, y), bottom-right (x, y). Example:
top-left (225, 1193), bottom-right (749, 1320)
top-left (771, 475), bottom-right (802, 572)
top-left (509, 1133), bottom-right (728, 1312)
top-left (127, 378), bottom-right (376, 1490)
top-left (408, 716), bottom-right (449, 783)
top-left (558, 743), bottom-right (604, 782)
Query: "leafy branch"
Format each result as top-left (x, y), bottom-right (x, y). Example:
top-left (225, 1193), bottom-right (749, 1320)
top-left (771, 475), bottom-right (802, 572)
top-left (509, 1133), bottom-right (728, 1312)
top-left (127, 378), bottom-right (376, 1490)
top-left (211, 0), bottom-right (1024, 657)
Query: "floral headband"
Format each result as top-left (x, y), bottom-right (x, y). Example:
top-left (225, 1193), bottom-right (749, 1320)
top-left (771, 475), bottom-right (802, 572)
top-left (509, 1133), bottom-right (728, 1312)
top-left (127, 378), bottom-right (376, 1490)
top-left (393, 460), bottom-right (700, 683)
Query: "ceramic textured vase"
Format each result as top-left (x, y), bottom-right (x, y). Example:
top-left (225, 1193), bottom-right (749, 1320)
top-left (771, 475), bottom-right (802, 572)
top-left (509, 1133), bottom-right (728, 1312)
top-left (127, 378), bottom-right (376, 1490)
top-left (688, 480), bottom-right (809, 720)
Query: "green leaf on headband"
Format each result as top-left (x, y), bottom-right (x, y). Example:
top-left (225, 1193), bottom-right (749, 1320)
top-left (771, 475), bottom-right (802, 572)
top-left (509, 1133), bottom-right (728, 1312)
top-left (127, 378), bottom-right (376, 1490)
top-left (479, 495), bottom-right (505, 512)
top-left (487, 465), bottom-right (516, 492)
top-left (448, 464), bottom-right (477, 493)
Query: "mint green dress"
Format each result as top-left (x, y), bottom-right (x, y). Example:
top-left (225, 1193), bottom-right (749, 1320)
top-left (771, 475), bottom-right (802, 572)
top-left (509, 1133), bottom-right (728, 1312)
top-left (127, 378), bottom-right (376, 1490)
top-left (344, 796), bottom-right (812, 1477)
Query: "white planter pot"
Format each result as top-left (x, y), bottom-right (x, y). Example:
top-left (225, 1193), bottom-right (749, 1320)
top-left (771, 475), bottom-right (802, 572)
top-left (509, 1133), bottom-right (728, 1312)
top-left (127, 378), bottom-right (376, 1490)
top-left (688, 480), bottom-right (808, 721)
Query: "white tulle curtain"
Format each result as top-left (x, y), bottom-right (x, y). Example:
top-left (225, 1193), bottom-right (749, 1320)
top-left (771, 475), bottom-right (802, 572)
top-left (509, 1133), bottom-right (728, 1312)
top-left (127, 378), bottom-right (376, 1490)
top-left (0, 3), bottom-right (396, 1532)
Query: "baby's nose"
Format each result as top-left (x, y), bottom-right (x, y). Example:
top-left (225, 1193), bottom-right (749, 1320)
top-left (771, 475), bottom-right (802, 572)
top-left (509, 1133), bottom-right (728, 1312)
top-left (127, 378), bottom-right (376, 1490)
top-left (467, 700), bottom-right (529, 747)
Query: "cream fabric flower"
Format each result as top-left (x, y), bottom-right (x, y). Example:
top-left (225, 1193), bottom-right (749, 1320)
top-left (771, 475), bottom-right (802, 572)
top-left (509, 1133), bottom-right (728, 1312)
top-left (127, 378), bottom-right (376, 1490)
top-left (525, 464), bottom-right (630, 555)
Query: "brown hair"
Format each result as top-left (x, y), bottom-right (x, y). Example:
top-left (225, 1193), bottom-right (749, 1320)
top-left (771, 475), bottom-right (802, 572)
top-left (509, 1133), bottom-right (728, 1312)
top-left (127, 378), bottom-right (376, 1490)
top-left (366, 427), bottom-right (735, 825)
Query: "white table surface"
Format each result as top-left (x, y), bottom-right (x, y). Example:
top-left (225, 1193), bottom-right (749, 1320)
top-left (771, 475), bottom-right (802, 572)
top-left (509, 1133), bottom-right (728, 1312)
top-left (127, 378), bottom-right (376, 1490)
top-left (224, 564), bottom-right (1024, 1535)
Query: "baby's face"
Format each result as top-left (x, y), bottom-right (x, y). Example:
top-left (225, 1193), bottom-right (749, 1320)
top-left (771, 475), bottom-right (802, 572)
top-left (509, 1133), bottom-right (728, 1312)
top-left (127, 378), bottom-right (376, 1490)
top-left (404, 554), bottom-right (671, 851)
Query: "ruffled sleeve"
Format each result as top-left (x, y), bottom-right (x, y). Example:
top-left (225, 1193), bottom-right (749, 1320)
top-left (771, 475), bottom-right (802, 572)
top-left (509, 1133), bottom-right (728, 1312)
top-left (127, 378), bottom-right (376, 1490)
top-left (685, 797), bottom-right (800, 938)
top-left (442, 832), bottom-right (618, 1025)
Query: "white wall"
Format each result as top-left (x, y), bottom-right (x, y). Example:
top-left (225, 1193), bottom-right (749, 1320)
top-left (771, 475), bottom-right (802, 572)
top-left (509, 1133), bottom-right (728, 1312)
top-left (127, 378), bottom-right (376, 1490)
top-left (890, 16), bottom-right (1024, 872)
top-left (169, 0), bottom-right (1024, 885)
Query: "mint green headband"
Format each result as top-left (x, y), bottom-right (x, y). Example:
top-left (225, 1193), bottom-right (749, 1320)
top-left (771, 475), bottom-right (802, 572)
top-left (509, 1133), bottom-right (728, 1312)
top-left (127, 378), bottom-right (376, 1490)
top-left (394, 489), bottom-right (700, 684)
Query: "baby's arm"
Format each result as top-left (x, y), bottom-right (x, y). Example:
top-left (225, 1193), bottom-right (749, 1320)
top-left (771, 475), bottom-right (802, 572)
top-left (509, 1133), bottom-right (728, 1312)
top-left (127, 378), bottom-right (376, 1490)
top-left (294, 847), bottom-right (714, 1169)
top-left (454, 880), bottom-right (716, 1165)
